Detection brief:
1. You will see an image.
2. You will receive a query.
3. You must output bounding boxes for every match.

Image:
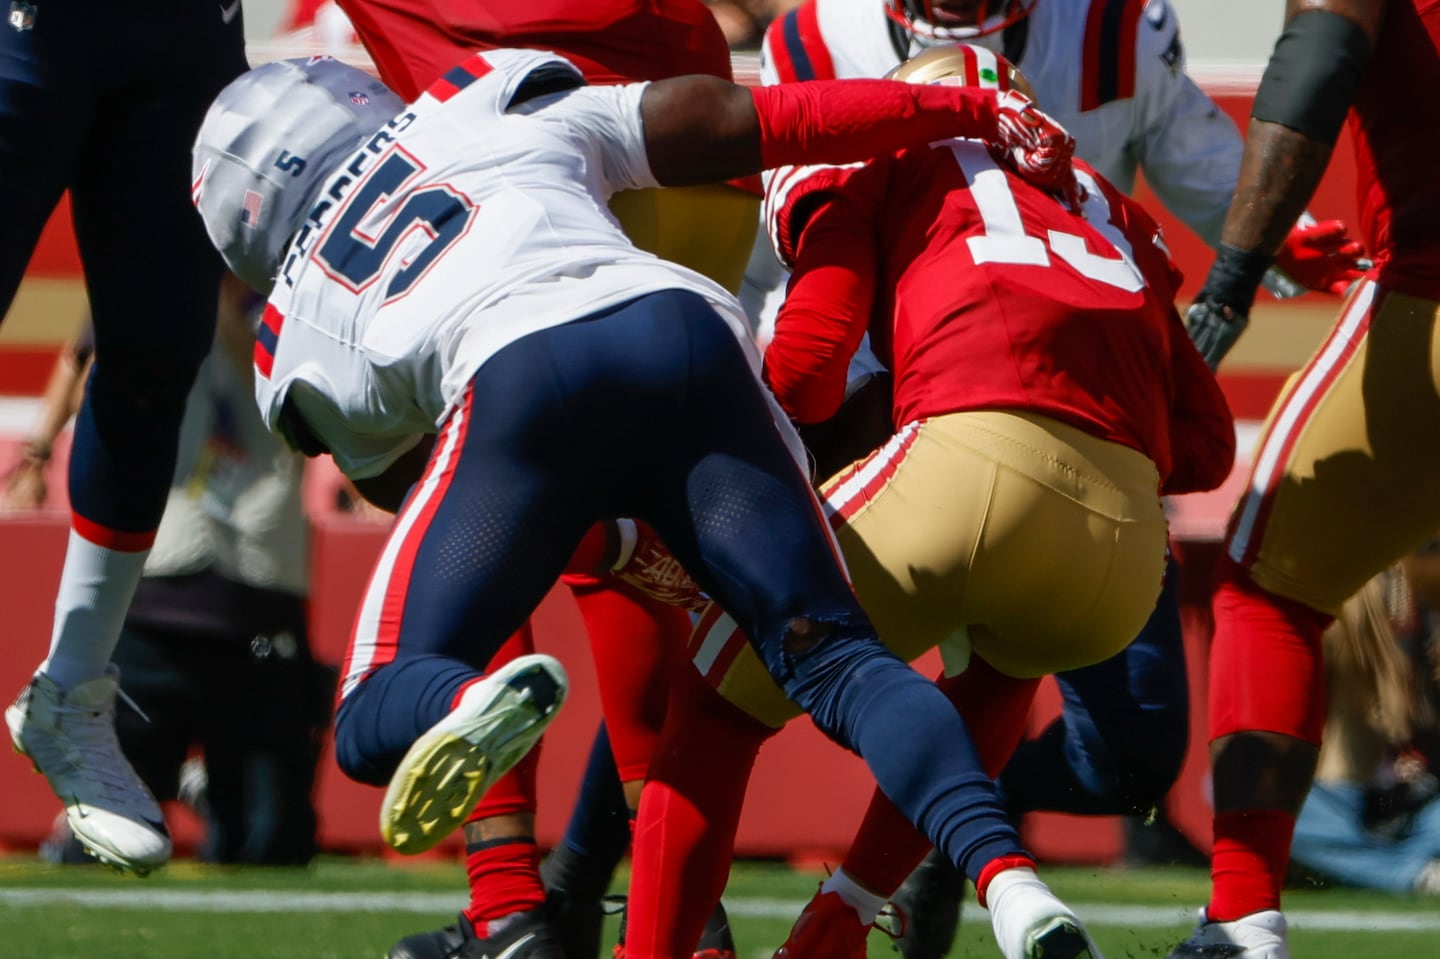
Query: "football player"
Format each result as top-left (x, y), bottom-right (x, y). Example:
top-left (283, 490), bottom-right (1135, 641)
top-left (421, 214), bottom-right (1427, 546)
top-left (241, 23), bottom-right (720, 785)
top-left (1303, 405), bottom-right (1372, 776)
top-left (620, 44), bottom-right (1234, 959)
top-left (305, 7), bottom-right (765, 956)
top-left (2, 0), bottom-right (248, 876)
top-left (1168, 1), bottom-right (1440, 957)
top-left (189, 49), bottom-right (1085, 959)
top-left (749, 4), bottom-right (1363, 952)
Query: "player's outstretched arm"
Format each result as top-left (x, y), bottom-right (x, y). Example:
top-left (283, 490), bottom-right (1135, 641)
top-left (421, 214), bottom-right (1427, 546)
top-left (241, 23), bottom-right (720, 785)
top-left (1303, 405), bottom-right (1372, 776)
top-left (1186, 0), bottom-right (1385, 368)
top-left (638, 74), bottom-right (1075, 193)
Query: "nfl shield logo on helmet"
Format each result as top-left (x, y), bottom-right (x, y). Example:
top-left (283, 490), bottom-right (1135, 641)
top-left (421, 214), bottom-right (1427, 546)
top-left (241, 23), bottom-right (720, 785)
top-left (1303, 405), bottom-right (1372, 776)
top-left (349, 91), bottom-right (371, 106)
top-left (240, 190), bottom-right (264, 228)
top-left (8, 1), bottom-right (36, 31)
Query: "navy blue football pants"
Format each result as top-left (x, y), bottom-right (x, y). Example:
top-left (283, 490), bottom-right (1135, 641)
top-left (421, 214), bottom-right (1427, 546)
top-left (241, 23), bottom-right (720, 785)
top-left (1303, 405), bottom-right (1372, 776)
top-left (0, 0), bottom-right (246, 532)
top-left (334, 290), bottom-right (1025, 879)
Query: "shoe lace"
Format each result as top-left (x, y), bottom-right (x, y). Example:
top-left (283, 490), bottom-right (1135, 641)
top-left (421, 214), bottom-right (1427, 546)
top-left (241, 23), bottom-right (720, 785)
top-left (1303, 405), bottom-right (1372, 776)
top-left (872, 901), bottom-right (907, 942)
top-left (51, 692), bottom-right (154, 807)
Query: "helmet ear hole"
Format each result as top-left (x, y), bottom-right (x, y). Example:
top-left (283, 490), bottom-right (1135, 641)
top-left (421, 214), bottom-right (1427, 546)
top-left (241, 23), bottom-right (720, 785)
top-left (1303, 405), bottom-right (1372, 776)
top-left (886, 42), bottom-right (1037, 106)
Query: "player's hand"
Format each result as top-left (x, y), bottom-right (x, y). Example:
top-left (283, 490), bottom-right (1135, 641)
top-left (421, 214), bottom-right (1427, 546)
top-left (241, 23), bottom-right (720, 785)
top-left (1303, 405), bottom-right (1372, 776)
top-left (0, 446), bottom-right (50, 511)
top-left (1273, 218), bottom-right (1368, 296)
top-left (992, 90), bottom-right (1081, 206)
top-left (1185, 297), bottom-right (1247, 372)
top-left (1186, 243), bottom-right (1274, 370)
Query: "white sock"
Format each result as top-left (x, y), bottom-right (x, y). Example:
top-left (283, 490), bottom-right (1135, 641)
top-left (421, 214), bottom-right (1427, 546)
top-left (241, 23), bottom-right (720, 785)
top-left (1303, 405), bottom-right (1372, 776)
top-left (40, 530), bottom-right (149, 689)
top-left (985, 867), bottom-right (1084, 959)
top-left (820, 867), bottom-right (887, 926)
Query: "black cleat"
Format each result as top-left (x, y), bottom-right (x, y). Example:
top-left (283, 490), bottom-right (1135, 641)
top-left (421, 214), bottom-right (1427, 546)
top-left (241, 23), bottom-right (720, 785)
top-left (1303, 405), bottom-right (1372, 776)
top-left (545, 885), bottom-right (606, 959)
top-left (891, 847), bottom-right (967, 959)
top-left (611, 896), bottom-right (736, 959)
top-left (388, 908), bottom-right (565, 959)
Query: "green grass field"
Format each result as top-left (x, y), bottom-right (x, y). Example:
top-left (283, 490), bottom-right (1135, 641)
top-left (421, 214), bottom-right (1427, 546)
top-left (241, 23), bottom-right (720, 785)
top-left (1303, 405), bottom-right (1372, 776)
top-left (2, 857), bottom-right (1438, 959)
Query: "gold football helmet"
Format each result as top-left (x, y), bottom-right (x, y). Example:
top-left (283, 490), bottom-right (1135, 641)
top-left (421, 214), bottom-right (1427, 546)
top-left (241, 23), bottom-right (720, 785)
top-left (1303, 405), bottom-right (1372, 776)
top-left (886, 42), bottom-right (1037, 104)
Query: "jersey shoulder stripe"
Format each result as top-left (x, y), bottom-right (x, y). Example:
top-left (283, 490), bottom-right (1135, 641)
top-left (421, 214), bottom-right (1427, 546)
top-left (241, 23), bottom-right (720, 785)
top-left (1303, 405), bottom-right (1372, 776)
top-left (427, 53), bottom-right (495, 104)
top-left (767, 3), bottom-right (837, 83)
top-left (1080, 0), bottom-right (1147, 111)
top-left (254, 304), bottom-right (286, 380)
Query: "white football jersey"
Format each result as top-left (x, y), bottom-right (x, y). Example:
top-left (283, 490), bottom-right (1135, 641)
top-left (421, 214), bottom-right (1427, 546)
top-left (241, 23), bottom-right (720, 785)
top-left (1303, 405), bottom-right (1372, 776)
top-left (759, 0), bottom-right (1243, 245)
top-left (255, 48), bottom-right (750, 478)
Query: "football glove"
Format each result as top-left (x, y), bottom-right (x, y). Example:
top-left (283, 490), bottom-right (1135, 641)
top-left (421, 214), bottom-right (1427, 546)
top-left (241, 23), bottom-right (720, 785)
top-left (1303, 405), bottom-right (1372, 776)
top-left (992, 90), bottom-right (1082, 209)
top-left (1187, 243), bottom-right (1275, 370)
top-left (1185, 298), bottom-right (1248, 372)
top-left (1272, 217), bottom-right (1368, 296)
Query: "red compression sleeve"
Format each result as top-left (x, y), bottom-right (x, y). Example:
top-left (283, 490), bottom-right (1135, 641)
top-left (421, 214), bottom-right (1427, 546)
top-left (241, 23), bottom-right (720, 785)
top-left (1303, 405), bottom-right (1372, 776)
top-left (763, 198), bottom-right (878, 424)
top-left (750, 81), bottom-right (1000, 170)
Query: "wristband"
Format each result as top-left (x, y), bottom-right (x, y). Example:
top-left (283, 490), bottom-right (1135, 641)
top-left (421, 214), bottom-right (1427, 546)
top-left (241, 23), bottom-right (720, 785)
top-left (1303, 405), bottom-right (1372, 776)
top-left (1200, 243), bottom-right (1273, 316)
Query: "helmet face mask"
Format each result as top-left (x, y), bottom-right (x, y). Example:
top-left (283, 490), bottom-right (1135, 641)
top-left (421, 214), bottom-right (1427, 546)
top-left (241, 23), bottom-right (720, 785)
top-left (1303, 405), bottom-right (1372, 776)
top-left (885, 0), bottom-right (1037, 44)
top-left (191, 57), bottom-right (405, 295)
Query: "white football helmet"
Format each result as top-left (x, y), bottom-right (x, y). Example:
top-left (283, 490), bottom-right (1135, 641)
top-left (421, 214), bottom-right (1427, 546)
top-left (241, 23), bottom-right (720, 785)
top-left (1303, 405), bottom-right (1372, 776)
top-left (191, 57), bottom-right (404, 294)
top-left (884, 0), bottom-right (1038, 45)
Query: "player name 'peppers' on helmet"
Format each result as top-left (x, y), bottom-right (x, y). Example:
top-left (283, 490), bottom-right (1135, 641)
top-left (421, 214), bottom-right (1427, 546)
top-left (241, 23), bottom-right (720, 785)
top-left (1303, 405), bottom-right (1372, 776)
top-left (191, 57), bottom-right (404, 295)
top-left (884, 0), bottom-right (1038, 43)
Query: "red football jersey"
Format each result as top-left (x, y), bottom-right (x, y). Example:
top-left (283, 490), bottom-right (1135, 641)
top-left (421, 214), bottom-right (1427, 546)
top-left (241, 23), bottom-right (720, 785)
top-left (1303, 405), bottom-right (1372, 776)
top-left (1349, 0), bottom-right (1440, 298)
top-left (764, 147), bottom-right (1234, 495)
top-left (336, 0), bottom-right (732, 99)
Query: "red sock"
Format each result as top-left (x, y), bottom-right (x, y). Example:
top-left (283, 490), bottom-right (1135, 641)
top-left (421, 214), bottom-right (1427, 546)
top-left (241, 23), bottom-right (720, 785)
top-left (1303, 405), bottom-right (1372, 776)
top-left (461, 837), bottom-right (546, 929)
top-left (570, 576), bottom-right (689, 781)
top-left (625, 665), bottom-right (774, 959)
top-left (1208, 568), bottom-right (1331, 743)
top-left (1208, 809), bottom-right (1296, 920)
top-left (839, 657), bottom-right (1039, 895)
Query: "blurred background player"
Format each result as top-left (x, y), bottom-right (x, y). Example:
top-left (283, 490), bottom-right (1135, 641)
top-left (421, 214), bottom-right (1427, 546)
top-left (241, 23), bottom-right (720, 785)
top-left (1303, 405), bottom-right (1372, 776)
top-left (749, 5), bottom-right (1366, 953)
top-left (7, 277), bottom-right (334, 866)
top-left (1288, 545), bottom-right (1440, 897)
top-left (189, 49), bottom-right (1089, 959)
top-left (295, 4), bottom-right (768, 958)
top-left (620, 43), bottom-right (1232, 959)
top-left (1164, 1), bottom-right (1440, 957)
top-left (2, 0), bottom-right (249, 876)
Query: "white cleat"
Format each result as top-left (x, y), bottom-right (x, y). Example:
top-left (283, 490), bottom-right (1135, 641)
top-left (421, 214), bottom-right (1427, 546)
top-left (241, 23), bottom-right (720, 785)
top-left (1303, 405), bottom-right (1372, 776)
top-left (1166, 908), bottom-right (1289, 959)
top-left (987, 867), bottom-right (1104, 959)
top-left (380, 654), bottom-right (568, 855)
top-left (6, 667), bottom-right (171, 874)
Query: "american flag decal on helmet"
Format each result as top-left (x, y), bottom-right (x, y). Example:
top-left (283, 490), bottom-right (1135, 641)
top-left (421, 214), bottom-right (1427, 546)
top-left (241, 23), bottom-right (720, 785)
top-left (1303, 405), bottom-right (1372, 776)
top-left (350, 90), bottom-right (370, 106)
top-left (240, 190), bottom-right (264, 228)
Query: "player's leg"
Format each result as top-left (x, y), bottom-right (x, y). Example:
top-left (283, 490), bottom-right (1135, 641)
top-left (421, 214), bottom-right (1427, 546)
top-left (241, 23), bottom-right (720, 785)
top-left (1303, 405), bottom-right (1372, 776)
top-left (1171, 284), bottom-right (1440, 959)
top-left (777, 657), bottom-right (1041, 959)
top-left (891, 554), bottom-right (1187, 959)
top-left (0, 3), bottom-right (166, 875)
top-left (387, 625), bottom-right (563, 959)
top-left (329, 372), bottom-right (602, 853)
top-left (608, 299), bottom-right (1089, 959)
top-left (762, 410), bottom-right (1167, 959)
top-left (1003, 556), bottom-right (1189, 817)
top-left (5, 2), bottom-right (248, 874)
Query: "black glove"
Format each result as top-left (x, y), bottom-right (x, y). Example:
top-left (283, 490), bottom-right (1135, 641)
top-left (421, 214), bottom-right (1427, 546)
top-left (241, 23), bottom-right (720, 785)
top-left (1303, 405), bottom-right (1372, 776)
top-left (1187, 243), bottom-right (1274, 371)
